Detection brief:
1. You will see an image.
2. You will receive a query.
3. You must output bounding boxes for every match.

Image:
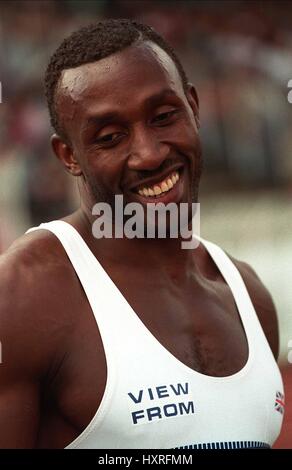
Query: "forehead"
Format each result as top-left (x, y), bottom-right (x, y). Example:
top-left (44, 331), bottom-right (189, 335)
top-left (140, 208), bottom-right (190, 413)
top-left (57, 41), bottom-right (185, 127)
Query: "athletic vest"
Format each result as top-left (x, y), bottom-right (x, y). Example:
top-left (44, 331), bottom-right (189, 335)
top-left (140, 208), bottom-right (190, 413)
top-left (26, 221), bottom-right (284, 449)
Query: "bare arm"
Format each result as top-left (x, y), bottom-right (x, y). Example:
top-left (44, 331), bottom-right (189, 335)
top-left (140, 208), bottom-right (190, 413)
top-left (231, 257), bottom-right (279, 361)
top-left (0, 254), bottom-right (42, 447)
top-left (0, 379), bottom-right (40, 448)
top-left (0, 231), bottom-right (74, 448)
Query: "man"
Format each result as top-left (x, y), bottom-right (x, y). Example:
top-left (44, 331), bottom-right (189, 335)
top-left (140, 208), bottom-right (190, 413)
top-left (0, 19), bottom-right (284, 449)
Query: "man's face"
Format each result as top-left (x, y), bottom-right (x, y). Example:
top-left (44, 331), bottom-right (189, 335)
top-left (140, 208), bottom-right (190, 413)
top-left (56, 41), bottom-right (202, 216)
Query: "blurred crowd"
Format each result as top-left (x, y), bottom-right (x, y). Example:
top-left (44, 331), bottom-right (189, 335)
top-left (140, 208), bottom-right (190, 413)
top-left (2, 2), bottom-right (292, 447)
top-left (1, 0), bottom-right (292, 249)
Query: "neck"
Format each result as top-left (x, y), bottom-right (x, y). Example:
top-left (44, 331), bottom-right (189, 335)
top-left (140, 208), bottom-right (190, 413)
top-left (70, 205), bottom-right (198, 276)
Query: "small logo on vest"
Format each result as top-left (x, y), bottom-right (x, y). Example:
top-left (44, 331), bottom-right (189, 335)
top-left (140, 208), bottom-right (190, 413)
top-left (274, 391), bottom-right (285, 415)
top-left (127, 382), bottom-right (195, 425)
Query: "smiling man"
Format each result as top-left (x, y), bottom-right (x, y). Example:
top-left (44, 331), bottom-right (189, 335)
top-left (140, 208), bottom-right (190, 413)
top-left (0, 19), bottom-right (284, 449)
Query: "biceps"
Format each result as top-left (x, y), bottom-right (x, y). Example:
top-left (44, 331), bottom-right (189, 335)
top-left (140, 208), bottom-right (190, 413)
top-left (0, 381), bottom-right (40, 448)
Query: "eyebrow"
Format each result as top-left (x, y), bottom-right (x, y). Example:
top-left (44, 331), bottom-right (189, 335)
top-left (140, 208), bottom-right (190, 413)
top-left (81, 112), bottom-right (120, 134)
top-left (81, 88), bottom-right (180, 134)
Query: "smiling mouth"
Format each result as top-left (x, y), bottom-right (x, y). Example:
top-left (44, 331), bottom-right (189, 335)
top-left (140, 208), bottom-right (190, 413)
top-left (134, 170), bottom-right (180, 198)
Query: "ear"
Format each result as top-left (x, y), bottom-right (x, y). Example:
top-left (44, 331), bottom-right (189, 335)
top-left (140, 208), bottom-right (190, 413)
top-left (186, 83), bottom-right (200, 129)
top-left (51, 134), bottom-right (82, 176)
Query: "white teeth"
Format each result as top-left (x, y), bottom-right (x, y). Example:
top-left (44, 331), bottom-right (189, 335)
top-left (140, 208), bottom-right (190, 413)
top-left (173, 172), bottom-right (179, 183)
top-left (154, 185), bottom-right (162, 195)
top-left (161, 181), bottom-right (169, 193)
top-left (137, 170), bottom-right (180, 197)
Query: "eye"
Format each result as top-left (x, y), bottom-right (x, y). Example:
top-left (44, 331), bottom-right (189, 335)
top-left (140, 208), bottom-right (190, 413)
top-left (152, 110), bottom-right (178, 125)
top-left (95, 132), bottom-right (125, 147)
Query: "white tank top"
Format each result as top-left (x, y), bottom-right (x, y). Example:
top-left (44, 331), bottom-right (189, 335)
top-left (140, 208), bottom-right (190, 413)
top-left (26, 220), bottom-right (284, 449)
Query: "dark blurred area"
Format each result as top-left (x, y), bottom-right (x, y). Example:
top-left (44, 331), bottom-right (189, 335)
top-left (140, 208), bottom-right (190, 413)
top-left (0, 0), bottom-right (292, 448)
top-left (1, 0), bottom-right (292, 246)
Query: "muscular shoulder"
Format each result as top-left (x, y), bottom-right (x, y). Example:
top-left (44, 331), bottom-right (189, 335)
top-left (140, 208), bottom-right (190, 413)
top-left (0, 229), bottom-right (79, 378)
top-left (0, 229), bottom-right (76, 311)
top-left (229, 255), bottom-right (279, 361)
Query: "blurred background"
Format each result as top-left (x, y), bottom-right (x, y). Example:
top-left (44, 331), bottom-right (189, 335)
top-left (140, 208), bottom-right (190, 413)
top-left (0, 0), bottom-right (291, 447)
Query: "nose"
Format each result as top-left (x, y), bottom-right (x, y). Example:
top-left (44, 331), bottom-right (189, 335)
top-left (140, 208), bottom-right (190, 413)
top-left (127, 126), bottom-right (169, 171)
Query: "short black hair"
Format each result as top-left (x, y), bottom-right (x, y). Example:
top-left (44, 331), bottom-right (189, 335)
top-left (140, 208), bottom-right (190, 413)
top-left (44, 18), bottom-right (189, 140)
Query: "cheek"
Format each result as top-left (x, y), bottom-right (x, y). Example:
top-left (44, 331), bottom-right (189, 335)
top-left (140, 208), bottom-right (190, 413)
top-left (169, 120), bottom-right (201, 158)
top-left (86, 150), bottom-right (127, 189)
